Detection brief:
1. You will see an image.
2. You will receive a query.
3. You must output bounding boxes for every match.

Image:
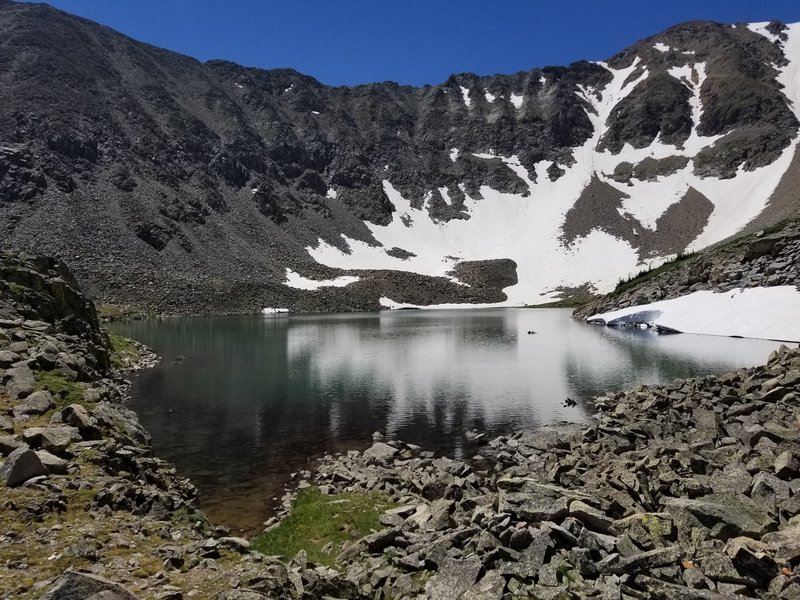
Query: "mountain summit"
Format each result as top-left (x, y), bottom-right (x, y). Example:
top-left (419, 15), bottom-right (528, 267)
top-left (1, 1), bottom-right (798, 313)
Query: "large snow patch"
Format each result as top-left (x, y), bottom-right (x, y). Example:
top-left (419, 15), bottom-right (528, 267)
top-left (588, 286), bottom-right (800, 342)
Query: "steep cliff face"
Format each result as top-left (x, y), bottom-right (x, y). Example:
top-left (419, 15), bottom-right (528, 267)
top-left (1, 1), bottom-right (799, 312)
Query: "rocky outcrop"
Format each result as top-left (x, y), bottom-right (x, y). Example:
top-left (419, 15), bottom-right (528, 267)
top-left (0, 255), bottom-right (259, 598)
top-left (573, 218), bottom-right (800, 320)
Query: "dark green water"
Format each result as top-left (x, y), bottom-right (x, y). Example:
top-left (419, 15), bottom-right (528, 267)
top-left (111, 308), bottom-right (787, 533)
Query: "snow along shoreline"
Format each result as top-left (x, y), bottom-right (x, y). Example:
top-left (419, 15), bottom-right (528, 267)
top-left (587, 286), bottom-right (800, 343)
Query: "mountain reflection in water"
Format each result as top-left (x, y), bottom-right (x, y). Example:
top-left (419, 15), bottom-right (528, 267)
top-left (112, 308), bottom-right (785, 532)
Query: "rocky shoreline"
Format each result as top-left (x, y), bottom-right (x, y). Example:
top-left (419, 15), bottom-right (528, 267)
top-left (299, 343), bottom-right (800, 599)
top-left (1, 252), bottom-right (799, 599)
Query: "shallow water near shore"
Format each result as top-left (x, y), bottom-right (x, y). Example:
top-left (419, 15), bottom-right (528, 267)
top-left (111, 308), bottom-right (787, 534)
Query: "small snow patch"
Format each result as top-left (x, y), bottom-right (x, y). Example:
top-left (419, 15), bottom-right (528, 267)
top-left (653, 42), bottom-right (671, 53)
top-left (380, 297), bottom-right (419, 310)
top-left (439, 187), bottom-right (452, 206)
top-left (460, 86), bottom-right (472, 108)
top-left (484, 89), bottom-right (496, 103)
top-left (234, 83), bottom-right (244, 89)
top-left (326, 188), bottom-right (337, 199)
top-left (449, 148), bottom-right (459, 162)
top-left (311, 110), bottom-right (320, 115)
top-left (284, 269), bottom-right (359, 290)
top-left (510, 93), bottom-right (523, 109)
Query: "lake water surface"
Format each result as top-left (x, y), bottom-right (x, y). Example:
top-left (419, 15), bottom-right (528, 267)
top-left (112, 308), bottom-right (787, 533)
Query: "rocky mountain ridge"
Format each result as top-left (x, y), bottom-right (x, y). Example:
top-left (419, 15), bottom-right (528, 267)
top-left (1, 2), bottom-right (800, 312)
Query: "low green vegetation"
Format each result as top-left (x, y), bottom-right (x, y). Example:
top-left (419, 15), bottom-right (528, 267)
top-left (251, 487), bottom-right (396, 567)
top-left (107, 332), bottom-right (142, 370)
top-left (34, 370), bottom-right (85, 408)
top-left (96, 304), bottom-right (147, 322)
top-left (613, 251), bottom-right (695, 296)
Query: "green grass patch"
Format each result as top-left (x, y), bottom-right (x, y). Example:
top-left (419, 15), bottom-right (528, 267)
top-left (96, 304), bottom-right (147, 322)
top-left (34, 370), bottom-right (85, 408)
top-left (107, 331), bottom-right (142, 370)
top-left (251, 487), bottom-right (396, 566)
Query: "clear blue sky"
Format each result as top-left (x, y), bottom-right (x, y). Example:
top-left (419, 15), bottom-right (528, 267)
top-left (27, 0), bottom-right (800, 86)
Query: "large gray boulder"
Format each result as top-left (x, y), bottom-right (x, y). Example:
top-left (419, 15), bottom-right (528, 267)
top-left (0, 447), bottom-right (47, 486)
top-left (362, 441), bottom-right (399, 462)
top-left (4, 364), bottom-right (35, 399)
top-left (0, 435), bottom-right (25, 456)
top-left (22, 426), bottom-right (81, 453)
top-left (39, 571), bottom-right (138, 600)
top-left (35, 449), bottom-right (69, 475)
top-left (664, 493), bottom-right (774, 538)
top-left (12, 389), bottom-right (55, 418)
top-left (425, 556), bottom-right (482, 600)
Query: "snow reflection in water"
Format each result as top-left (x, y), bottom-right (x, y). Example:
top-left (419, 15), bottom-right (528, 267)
top-left (112, 309), bottom-right (787, 532)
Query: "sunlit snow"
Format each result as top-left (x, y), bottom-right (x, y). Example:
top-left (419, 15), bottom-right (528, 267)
top-left (297, 24), bottom-right (800, 308)
top-left (460, 86), bottom-right (472, 108)
top-left (285, 269), bottom-right (359, 290)
top-left (589, 286), bottom-right (800, 342)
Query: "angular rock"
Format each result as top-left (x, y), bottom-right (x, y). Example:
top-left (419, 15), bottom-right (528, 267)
top-left (461, 570), bottom-right (505, 600)
top-left (725, 537), bottom-right (777, 583)
top-left (0, 447), bottom-right (47, 486)
top-left (362, 441), bottom-right (399, 462)
top-left (570, 499), bottom-right (616, 534)
top-left (762, 522), bottom-right (800, 565)
top-left (0, 435), bottom-right (25, 456)
top-left (62, 403), bottom-right (100, 437)
top-left (4, 364), bottom-right (35, 399)
top-left (22, 425), bottom-right (81, 453)
top-left (40, 572), bottom-right (138, 600)
top-left (635, 574), bottom-right (738, 599)
top-left (0, 350), bottom-right (18, 367)
top-left (12, 389), bottom-right (55, 418)
top-left (610, 546), bottom-right (683, 575)
top-left (663, 493), bottom-right (774, 538)
top-left (774, 450), bottom-right (800, 480)
top-left (0, 416), bottom-right (12, 433)
top-left (36, 449), bottom-right (69, 475)
top-left (425, 556), bottom-right (482, 600)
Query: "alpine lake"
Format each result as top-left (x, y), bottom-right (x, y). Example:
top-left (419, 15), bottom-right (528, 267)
top-left (110, 308), bottom-right (789, 534)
